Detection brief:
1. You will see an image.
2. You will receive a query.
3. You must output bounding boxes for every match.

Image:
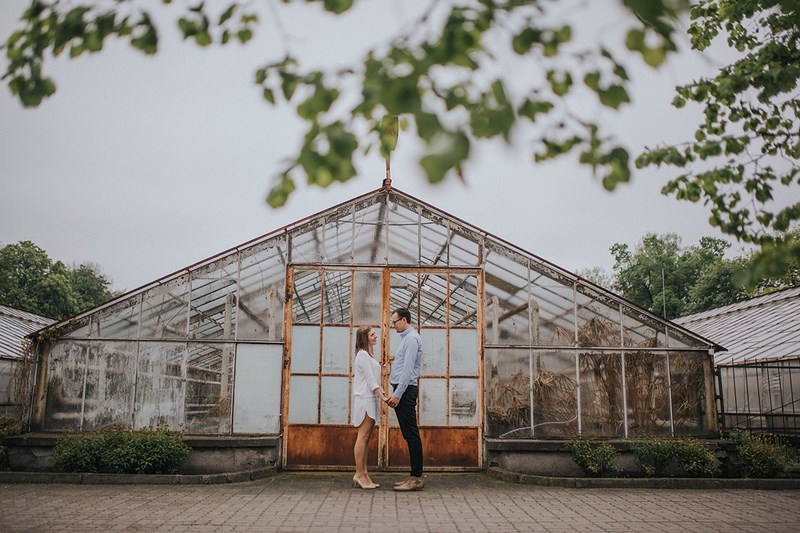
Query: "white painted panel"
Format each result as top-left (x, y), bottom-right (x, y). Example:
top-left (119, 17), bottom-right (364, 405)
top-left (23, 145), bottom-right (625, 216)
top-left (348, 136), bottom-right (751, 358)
top-left (421, 328), bottom-right (446, 375)
top-left (419, 377), bottom-right (447, 426)
top-left (451, 328), bottom-right (478, 376)
top-left (291, 325), bottom-right (320, 373)
top-left (322, 326), bottom-right (351, 374)
top-left (320, 376), bottom-right (350, 424)
top-left (450, 378), bottom-right (479, 426)
top-left (232, 343), bottom-right (283, 433)
top-left (288, 375), bottom-right (319, 424)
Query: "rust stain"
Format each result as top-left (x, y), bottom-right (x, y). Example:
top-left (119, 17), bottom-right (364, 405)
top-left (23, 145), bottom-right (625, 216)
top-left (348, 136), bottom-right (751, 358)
top-left (388, 427), bottom-right (479, 468)
top-left (285, 425), bottom-right (378, 467)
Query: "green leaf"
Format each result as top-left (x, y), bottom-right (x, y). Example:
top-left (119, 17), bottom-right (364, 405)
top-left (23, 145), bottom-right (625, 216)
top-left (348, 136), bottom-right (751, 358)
top-left (380, 115), bottom-right (399, 158)
top-left (599, 85), bottom-right (630, 109)
top-left (420, 131), bottom-right (470, 183)
top-left (323, 0), bottom-right (354, 15)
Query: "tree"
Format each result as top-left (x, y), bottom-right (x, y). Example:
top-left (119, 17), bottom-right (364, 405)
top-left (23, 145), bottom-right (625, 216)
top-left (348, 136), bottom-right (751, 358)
top-left (610, 233), bottom-right (746, 318)
top-left (0, 241), bottom-right (115, 319)
top-left (636, 0), bottom-right (800, 285)
top-left (1, 0), bottom-right (690, 207)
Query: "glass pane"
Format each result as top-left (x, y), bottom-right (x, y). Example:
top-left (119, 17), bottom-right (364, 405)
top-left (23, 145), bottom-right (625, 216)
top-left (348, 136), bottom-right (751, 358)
top-left (450, 230), bottom-right (479, 267)
top-left (669, 351), bottom-right (708, 436)
top-left (237, 238), bottom-right (285, 341)
top-left (450, 328), bottom-right (478, 376)
top-left (449, 274), bottom-right (478, 327)
top-left (189, 258), bottom-right (238, 341)
top-left (139, 276), bottom-right (190, 339)
top-left (61, 316), bottom-right (92, 338)
top-left (351, 202), bottom-right (384, 264)
top-left (323, 271), bottom-right (352, 324)
top-left (623, 310), bottom-right (666, 348)
top-left (419, 212), bottom-right (449, 266)
top-left (485, 348), bottom-right (531, 437)
top-left (320, 376), bottom-right (350, 424)
top-left (291, 325), bottom-right (320, 374)
top-left (44, 341), bottom-right (92, 430)
top-left (420, 328), bottom-right (446, 376)
top-left (534, 351), bottom-right (578, 438)
top-left (484, 251), bottom-right (530, 345)
top-left (576, 289), bottom-right (621, 348)
top-left (288, 375), bottom-right (319, 424)
top-left (82, 341), bottom-right (138, 430)
top-left (185, 343), bottom-right (233, 434)
top-left (419, 273), bottom-right (448, 327)
top-left (292, 269), bottom-right (322, 324)
top-left (533, 279), bottom-right (575, 346)
top-left (134, 342), bottom-right (185, 430)
top-left (579, 352), bottom-right (624, 437)
top-left (352, 271), bottom-right (382, 325)
top-left (625, 351), bottom-right (671, 437)
top-left (389, 272), bottom-right (419, 327)
top-left (322, 326), bottom-right (351, 374)
top-left (419, 378), bottom-right (446, 426)
top-left (320, 213), bottom-right (355, 263)
top-left (386, 198), bottom-right (419, 265)
top-left (450, 378), bottom-right (478, 426)
top-left (92, 299), bottom-right (140, 339)
top-left (233, 344), bottom-right (283, 434)
top-left (291, 224), bottom-right (323, 263)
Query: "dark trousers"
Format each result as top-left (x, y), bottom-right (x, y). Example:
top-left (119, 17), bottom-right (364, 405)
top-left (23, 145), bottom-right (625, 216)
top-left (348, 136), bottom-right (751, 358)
top-left (393, 384), bottom-right (423, 477)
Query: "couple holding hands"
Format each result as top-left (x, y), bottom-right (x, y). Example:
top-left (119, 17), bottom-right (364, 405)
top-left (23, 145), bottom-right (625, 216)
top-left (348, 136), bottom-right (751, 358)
top-left (352, 308), bottom-right (424, 491)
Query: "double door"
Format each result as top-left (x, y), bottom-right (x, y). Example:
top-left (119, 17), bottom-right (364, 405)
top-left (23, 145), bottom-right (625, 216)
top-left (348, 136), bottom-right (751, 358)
top-left (282, 266), bottom-right (483, 470)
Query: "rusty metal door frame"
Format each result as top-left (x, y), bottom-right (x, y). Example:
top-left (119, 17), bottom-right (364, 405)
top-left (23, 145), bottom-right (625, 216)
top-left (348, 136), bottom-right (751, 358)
top-left (281, 264), bottom-right (484, 471)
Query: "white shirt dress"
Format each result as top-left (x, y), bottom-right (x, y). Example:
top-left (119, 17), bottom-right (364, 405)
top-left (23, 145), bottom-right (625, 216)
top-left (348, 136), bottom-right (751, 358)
top-left (352, 349), bottom-right (382, 426)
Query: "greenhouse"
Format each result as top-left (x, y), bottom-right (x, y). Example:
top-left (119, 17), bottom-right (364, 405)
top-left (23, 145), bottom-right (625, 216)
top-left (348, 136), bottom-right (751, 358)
top-left (24, 186), bottom-right (720, 471)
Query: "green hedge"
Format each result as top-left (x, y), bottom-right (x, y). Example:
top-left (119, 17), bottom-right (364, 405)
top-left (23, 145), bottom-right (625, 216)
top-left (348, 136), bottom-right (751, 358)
top-left (566, 436), bottom-right (622, 477)
top-left (630, 437), bottom-right (720, 478)
top-left (53, 427), bottom-right (190, 474)
top-left (728, 430), bottom-right (798, 478)
top-left (0, 417), bottom-right (22, 468)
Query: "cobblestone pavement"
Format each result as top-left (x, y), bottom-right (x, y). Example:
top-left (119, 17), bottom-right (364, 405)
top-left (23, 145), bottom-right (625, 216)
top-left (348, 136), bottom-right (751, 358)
top-left (1, 472), bottom-right (799, 532)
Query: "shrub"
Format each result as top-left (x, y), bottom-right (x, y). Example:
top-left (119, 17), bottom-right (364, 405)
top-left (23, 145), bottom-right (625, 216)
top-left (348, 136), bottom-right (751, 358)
top-left (566, 436), bottom-right (621, 477)
top-left (54, 427), bottom-right (190, 474)
top-left (729, 430), bottom-right (788, 478)
top-left (0, 417), bottom-right (22, 468)
top-left (673, 439), bottom-right (720, 478)
top-left (631, 437), bottom-right (677, 477)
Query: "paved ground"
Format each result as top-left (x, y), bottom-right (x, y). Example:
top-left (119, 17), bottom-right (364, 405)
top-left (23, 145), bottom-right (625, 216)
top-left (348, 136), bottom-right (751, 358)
top-left (1, 472), bottom-right (799, 532)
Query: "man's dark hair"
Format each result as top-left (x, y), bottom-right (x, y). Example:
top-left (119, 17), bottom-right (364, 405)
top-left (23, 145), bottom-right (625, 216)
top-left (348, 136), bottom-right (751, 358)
top-left (393, 307), bottom-right (412, 324)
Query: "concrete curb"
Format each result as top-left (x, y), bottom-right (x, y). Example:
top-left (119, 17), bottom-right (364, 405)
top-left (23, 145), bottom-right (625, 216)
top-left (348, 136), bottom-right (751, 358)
top-left (487, 466), bottom-right (800, 490)
top-left (0, 467), bottom-right (276, 485)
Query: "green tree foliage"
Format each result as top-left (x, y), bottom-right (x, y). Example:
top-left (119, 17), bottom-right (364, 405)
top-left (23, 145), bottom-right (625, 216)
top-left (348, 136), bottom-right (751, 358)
top-left (1, 0), bottom-right (689, 207)
top-left (0, 241), bottom-right (115, 319)
top-left (610, 233), bottom-right (747, 318)
top-left (636, 0), bottom-right (800, 285)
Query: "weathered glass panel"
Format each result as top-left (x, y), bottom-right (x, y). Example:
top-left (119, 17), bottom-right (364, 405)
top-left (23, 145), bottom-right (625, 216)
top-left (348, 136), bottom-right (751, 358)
top-left (420, 328), bottom-right (447, 376)
top-left (322, 326), bottom-right (350, 374)
top-left (484, 252), bottom-right (530, 345)
top-left (133, 341), bottom-right (185, 430)
top-left (291, 223), bottom-right (323, 263)
top-left (44, 340), bottom-right (93, 430)
top-left (232, 343), bottom-right (283, 434)
top-left (291, 325), bottom-right (320, 374)
top-left (669, 351), bottom-right (708, 435)
top-left (352, 271), bottom-right (382, 325)
top-left (623, 310), bottom-right (666, 348)
top-left (532, 279), bottom-right (576, 347)
top-left (419, 273), bottom-right (448, 326)
top-left (292, 269), bottom-right (322, 324)
top-left (485, 347), bottom-right (531, 437)
top-left (576, 289), bottom-right (621, 347)
top-left (386, 199), bottom-right (419, 265)
top-left (533, 351), bottom-right (578, 437)
top-left (625, 351), bottom-right (671, 437)
top-left (90, 298), bottom-right (140, 339)
top-left (139, 276), bottom-right (190, 339)
top-left (323, 270), bottom-right (351, 324)
top-left (388, 271), bottom-right (419, 326)
top-left (450, 328), bottom-right (478, 376)
top-left (579, 352), bottom-right (624, 437)
top-left (320, 376), bottom-right (349, 424)
top-left (419, 212), bottom-right (449, 266)
top-left (419, 377), bottom-right (446, 425)
top-left (449, 274), bottom-right (478, 327)
top-left (185, 343), bottom-right (233, 434)
top-left (449, 230), bottom-right (479, 267)
top-left (450, 378), bottom-right (479, 426)
top-left (288, 375), bottom-right (318, 424)
top-left (189, 257), bottom-right (238, 341)
top-left (237, 238), bottom-right (285, 341)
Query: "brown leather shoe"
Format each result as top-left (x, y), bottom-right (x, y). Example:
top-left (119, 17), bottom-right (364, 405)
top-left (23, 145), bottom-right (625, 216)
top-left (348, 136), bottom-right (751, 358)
top-left (393, 477), bottom-right (410, 487)
top-left (393, 476), bottom-right (424, 491)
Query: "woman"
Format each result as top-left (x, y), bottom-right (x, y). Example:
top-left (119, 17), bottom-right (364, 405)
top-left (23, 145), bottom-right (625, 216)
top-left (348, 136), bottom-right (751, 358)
top-left (352, 326), bottom-right (388, 489)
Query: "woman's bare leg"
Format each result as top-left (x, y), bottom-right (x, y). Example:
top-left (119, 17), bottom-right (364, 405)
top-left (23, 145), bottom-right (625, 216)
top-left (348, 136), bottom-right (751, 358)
top-left (354, 416), bottom-right (375, 484)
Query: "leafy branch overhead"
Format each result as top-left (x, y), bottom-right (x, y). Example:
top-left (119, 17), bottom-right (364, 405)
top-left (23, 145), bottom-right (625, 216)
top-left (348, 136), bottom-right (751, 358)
top-left (3, 0), bottom-right (685, 206)
top-left (2, 1), bottom-right (798, 275)
top-left (636, 0), bottom-right (800, 281)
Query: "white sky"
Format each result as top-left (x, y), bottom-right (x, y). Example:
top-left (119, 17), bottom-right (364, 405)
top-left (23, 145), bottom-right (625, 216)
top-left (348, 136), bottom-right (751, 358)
top-left (0, 0), bottom-right (777, 292)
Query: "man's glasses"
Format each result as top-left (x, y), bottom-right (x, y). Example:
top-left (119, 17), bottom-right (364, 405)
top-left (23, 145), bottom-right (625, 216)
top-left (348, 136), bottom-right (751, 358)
top-left (391, 318), bottom-right (403, 325)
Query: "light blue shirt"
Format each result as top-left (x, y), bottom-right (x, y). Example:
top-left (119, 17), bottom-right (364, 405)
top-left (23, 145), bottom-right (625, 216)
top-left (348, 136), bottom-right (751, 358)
top-left (389, 327), bottom-right (422, 399)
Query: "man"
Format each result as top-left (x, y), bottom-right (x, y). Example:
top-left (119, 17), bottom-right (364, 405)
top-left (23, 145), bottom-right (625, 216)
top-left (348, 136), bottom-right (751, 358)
top-left (387, 307), bottom-right (424, 491)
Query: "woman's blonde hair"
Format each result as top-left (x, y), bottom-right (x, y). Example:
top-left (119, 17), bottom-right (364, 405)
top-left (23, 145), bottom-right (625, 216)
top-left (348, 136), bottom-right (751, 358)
top-left (354, 326), bottom-right (373, 355)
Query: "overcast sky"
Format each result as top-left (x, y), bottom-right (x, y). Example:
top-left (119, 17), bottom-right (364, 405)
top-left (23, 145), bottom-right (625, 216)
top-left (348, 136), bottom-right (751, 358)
top-left (0, 0), bottom-right (781, 293)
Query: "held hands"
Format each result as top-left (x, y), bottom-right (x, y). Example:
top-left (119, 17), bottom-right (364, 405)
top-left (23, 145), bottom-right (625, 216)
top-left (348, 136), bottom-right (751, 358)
top-left (386, 395), bottom-right (400, 408)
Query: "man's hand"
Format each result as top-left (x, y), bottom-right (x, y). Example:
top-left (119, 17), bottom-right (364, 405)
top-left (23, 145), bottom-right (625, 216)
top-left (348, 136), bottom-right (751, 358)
top-left (387, 395), bottom-right (400, 408)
